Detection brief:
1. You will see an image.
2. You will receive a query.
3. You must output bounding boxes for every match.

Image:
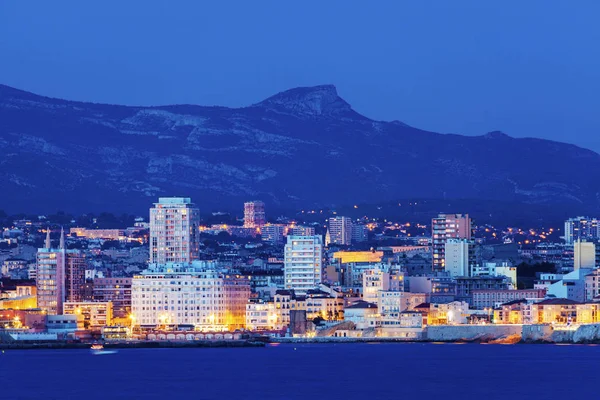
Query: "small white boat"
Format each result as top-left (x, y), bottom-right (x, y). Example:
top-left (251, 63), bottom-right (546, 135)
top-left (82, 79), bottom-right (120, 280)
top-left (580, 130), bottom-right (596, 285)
top-left (90, 344), bottom-right (118, 355)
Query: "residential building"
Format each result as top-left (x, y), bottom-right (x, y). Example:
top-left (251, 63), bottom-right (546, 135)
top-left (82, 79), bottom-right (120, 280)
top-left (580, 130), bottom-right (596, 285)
top-left (1, 258), bottom-right (27, 277)
top-left (245, 300), bottom-right (277, 331)
top-left (149, 197), bottom-right (200, 264)
top-left (36, 229), bottom-right (86, 315)
top-left (455, 276), bottom-right (509, 307)
top-left (363, 268), bottom-right (390, 304)
top-left (472, 289), bottom-right (546, 309)
top-left (131, 266), bottom-right (251, 331)
top-left (546, 268), bottom-right (593, 302)
top-left (287, 225), bottom-right (315, 237)
top-left (363, 268), bottom-right (405, 304)
top-left (261, 224), bottom-right (285, 245)
top-left (585, 269), bottom-right (600, 301)
top-left (378, 291), bottom-right (427, 320)
top-left (444, 239), bottom-right (476, 277)
top-left (328, 216), bottom-right (353, 246)
top-left (273, 289), bottom-right (344, 327)
top-left (351, 224), bottom-right (368, 243)
top-left (564, 216), bottom-right (600, 245)
top-left (284, 235), bottom-right (323, 293)
top-left (92, 277), bottom-right (132, 318)
top-left (344, 300), bottom-right (378, 329)
top-left (493, 299), bottom-right (528, 324)
top-left (432, 214), bottom-right (471, 272)
top-left (244, 201), bottom-right (266, 228)
top-left (63, 301), bottom-right (113, 330)
top-left (529, 298), bottom-right (580, 324)
top-left (425, 302), bottom-right (469, 325)
top-left (574, 240), bottom-right (596, 269)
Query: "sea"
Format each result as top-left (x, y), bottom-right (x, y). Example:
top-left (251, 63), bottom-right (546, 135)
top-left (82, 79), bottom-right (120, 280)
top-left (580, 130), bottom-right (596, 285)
top-left (0, 343), bottom-right (597, 399)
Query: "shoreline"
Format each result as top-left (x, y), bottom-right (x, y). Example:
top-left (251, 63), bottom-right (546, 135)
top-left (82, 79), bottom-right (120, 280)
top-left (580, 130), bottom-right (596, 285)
top-left (1, 337), bottom-right (592, 350)
top-left (0, 339), bottom-right (266, 350)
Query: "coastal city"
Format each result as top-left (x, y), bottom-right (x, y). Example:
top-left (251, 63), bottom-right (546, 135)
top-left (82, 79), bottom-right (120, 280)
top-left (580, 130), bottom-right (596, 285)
top-left (1, 198), bottom-right (599, 346)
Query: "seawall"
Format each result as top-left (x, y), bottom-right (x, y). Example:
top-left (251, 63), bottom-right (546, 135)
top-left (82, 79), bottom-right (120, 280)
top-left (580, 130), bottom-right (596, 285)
top-left (426, 325), bottom-right (522, 342)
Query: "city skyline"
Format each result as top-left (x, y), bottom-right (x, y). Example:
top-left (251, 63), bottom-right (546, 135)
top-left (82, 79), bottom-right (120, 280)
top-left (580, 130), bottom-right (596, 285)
top-left (1, 2), bottom-right (598, 398)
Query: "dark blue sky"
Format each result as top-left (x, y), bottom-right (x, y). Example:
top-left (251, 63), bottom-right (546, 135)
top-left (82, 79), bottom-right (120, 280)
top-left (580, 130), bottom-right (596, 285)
top-left (1, 1), bottom-right (599, 151)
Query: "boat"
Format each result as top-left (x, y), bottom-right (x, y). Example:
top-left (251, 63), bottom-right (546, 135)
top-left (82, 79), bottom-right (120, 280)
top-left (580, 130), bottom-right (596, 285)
top-left (90, 344), bottom-right (118, 355)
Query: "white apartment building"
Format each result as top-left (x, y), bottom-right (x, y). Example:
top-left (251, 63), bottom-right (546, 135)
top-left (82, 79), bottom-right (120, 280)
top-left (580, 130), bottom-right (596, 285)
top-left (284, 235), bottom-right (323, 293)
top-left (363, 268), bottom-right (391, 304)
top-left (131, 267), bottom-right (250, 331)
top-left (328, 216), bottom-right (353, 246)
top-left (574, 240), bottom-right (596, 270)
top-left (149, 197), bottom-right (200, 264)
top-left (444, 239), bottom-right (473, 278)
top-left (245, 300), bottom-right (278, 331)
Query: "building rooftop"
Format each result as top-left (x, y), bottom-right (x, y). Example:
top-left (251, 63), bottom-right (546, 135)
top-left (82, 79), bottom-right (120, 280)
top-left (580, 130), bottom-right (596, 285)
top-left (346, 300), bottom-right (377, 309)
top-left (500, 299), bottom-right (528, 306)
top-left (414, 303), bottom-right (431, 310)
top-left (536, 298), bottom-right (581, 305)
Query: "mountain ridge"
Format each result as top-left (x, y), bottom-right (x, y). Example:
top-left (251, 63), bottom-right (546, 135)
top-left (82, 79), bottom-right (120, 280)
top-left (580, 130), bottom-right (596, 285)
top-left (0, 83), bottom-right (599, 215)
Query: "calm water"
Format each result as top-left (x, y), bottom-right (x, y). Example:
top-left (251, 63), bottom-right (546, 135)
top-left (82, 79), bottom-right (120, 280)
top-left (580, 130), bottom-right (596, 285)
top-left (0, 343), bottom-right (597, 399)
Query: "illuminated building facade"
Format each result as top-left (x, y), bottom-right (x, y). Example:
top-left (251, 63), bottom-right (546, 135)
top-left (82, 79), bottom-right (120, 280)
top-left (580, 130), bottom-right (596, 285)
top-left (288, 225), bottom-right (315, 237)
top-left (36, 229), bottom-right (86, 315)
top-left (273, 289), bottom-right (344, 327)
top-left (70, 228), bottom-right (124, 240)
top-left (328, 216), bottom-right (353, 246)
top-left (63, 301), bottom-right (113, 330)
top-left (149, 197), bottom-right (200, 264)
top-left (444, 239), bottom-right (477, 278)
top-left (284, 235), bottom-right (323, 293)
top-left (363, 267), bottom-right (404, 304)
top-left (261, 224), bottom-right (285, 245)
top-left (92, 277), bottom-right (132, 318)
top-left (432, 214), bottom-right (472, 272)
top-left (245, 300), bottom-right (278, 331)
top-left (574, 240), bottom-right (596, 269)
top-left (244, 200), bottom-right (266, 228)
top-left (333, 251), bottom-right (384, 264)
top-left (472, 289), bottom-right (545, 309)
top-left (564, 216), bottom-right (600, 245)
top-left (131, 267), bottom-right (251, 331)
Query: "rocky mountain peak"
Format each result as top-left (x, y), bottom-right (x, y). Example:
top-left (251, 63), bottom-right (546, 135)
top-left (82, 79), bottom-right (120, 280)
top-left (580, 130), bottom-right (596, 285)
top-left (254, 84), bottom-right (354, 117)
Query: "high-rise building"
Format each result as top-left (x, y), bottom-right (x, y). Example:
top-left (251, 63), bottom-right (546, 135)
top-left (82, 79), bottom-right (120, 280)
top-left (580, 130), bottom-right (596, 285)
top-left (351, 224), bottom-right (368, 243)
top-left (36, 228), bottom-right (86, 315)
top-left (444, 239), bottom-right (478, 278)
top-left (432, 214), bottom-right (472, 272)
top-left (149, 197), bottom-right (200, 264)
top-left (574, 240), bottom-right (596, 270)
top-left (564, 217), bottom-right (600, 245)
top-left (244, 201), bottom-right (266, 228)
top-left (131, 267), bottom-right (250, 331)
top-left (261, 224), bottom-right (285, 245)
top-left (328, 216), bottom-right (353, 246)
top-left (65, 252), bottom-right (86, 302)
top-left (284, 235), bottom-right (323, 293)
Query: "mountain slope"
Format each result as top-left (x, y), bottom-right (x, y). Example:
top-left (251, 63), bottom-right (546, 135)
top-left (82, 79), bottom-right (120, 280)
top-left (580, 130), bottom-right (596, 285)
top-left (1, 83), bottom-right (599, 214)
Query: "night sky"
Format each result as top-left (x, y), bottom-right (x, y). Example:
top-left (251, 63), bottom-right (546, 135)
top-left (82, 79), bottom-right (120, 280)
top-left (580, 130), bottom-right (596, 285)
top-left (1, 1), bottom-right (599, 151)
